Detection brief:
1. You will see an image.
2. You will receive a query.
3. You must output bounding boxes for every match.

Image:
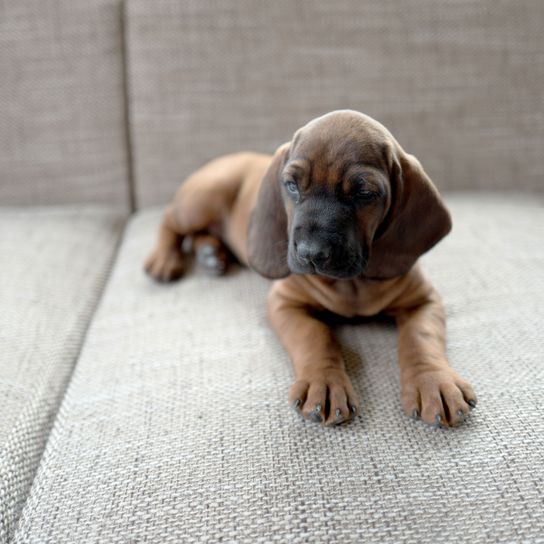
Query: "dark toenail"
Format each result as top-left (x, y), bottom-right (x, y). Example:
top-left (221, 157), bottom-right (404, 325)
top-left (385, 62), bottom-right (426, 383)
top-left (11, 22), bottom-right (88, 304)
top-left (350, 405), bottom-right (357, 416)
top-left (456, 409), bottom-right (466, 422)
top-left (292, 399), bottom-right (301, 410)
top-left (310, 411), bottom-right (322, 423)
top-left (468, 400), bottom-right (477, 409)
top-left (434, 415), bottom-right (442, 428)
top-left (308, 404), bottom-right (323, 423)
top-left (412, 409), bottom-right (420, 420)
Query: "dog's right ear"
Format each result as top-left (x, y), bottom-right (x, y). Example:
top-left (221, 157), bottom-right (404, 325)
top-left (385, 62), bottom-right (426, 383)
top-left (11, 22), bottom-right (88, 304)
top-left (247, 143), bottom-right (291, 279)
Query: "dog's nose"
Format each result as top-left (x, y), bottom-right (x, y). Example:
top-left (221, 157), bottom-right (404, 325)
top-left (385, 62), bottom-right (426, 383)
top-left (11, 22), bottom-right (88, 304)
top-left (296, 240), bottom-right (331, 267)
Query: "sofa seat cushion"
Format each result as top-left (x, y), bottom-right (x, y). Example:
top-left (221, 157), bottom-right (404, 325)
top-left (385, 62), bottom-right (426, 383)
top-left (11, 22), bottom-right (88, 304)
top-left (0, 207), bottom-right (125, 541)
top-left (13, 194), bottom-right (544, 543)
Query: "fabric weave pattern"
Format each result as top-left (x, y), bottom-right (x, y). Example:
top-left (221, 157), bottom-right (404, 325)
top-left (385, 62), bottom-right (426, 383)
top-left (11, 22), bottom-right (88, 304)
top-left (0, 207), bottom-right (125, 541)
top-left (0, 0), bottom-right (130, 206)
top-left (12, 194), bottom-right (544, 543)
top-left (126, 0), bottom-right (544, 207)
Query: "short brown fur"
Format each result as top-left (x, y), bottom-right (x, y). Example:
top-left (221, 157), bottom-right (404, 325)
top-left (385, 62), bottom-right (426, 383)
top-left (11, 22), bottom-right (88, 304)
top-left (145, 110), bottom-right (476, 428)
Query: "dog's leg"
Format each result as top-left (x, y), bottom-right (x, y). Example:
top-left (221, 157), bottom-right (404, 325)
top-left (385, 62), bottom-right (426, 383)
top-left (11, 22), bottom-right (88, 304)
top-left (144, 204), bottom-right (187, 282)
top-left (145, 197), bottom-right (230, 282)
top-left (144, 156), bottom-right (249, 282)
top-left (145, 205), bottom-right (228, 281)
top-left (394, 284), bottom-right (477, 428)
top-left (267, 281), bottom-right (360, 426)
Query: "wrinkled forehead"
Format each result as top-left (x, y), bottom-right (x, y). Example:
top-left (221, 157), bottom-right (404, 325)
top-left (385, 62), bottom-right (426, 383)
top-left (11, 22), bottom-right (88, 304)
top-left (289, 112), bottom-right (394, 175)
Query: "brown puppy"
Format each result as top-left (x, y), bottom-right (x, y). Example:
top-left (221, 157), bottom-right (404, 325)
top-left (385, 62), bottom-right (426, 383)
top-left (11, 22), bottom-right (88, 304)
top-left (145, 110), bottom-right (477, 428)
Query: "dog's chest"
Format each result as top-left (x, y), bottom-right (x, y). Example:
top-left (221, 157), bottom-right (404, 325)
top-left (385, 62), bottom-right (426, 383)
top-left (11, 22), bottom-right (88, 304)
top-left (308, 277), bottom-right (399, 318)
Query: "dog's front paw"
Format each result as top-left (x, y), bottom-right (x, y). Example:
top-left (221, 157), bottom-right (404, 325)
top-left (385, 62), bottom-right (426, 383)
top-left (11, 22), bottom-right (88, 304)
top-left (144, 246), bottom-right (186, 282)
top-left (288, 368), bottom-right (360, 426)
top-left (402, 367), bottom-right (477, 428)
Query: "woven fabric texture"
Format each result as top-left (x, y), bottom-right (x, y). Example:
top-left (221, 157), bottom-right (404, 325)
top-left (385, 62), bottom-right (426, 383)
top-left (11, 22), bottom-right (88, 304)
top-left (126, 0), bottom-right (544, 207)
top-left (13, 194), bottom-right (544, 543)
top-left (0, 0), bottom-right (130, 207)
top-left (0, 207), bottom-right (125, 542)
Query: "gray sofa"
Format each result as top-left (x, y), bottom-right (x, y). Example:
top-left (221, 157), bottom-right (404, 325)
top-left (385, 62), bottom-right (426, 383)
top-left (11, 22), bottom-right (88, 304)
top-left (1, 1), bottom-right (543, 542)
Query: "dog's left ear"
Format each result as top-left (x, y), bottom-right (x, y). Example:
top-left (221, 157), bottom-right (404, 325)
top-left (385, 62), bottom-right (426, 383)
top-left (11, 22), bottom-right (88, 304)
top-left (247, 143), bottom-right (291, 279)
top-left (364, 149), bottom-right (452, 279)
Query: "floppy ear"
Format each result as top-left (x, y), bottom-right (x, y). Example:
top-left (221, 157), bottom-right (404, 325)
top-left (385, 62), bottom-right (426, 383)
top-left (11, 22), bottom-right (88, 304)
top-left (364, 150), bottom-right (452, 279)
top-left (247, 143), bottom-right (291, 279)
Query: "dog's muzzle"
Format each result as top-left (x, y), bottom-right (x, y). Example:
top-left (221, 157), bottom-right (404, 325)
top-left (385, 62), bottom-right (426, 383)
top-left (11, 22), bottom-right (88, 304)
top-left (295, 239), bottom-right (332, 268)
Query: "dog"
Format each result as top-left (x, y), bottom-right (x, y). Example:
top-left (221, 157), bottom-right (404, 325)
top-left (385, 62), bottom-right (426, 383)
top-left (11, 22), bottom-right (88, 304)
top-left (144, 110), bottom-right (477, 428)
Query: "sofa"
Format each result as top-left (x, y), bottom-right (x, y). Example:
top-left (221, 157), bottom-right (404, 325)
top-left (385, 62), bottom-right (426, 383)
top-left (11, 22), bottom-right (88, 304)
top-left (1, 1), bottom-right (543, 542)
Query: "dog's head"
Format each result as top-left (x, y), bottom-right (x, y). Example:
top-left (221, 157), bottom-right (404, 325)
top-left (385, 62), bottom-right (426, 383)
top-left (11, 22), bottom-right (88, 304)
top-left (247, 110), bottom-right (451, 280)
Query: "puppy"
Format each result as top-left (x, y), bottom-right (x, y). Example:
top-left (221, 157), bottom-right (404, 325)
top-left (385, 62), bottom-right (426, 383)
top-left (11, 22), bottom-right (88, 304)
top-left (145, 110), bottom-right (477, 428)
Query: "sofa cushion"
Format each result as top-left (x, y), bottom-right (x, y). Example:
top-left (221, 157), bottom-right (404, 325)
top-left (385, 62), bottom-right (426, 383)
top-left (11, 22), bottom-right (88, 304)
top-left (126, 0), bottom-right (544, 207)
top-left (13, 194), bottom-right (544, 542)
top-left (0, 1), bottom-right (131, 207)
top-left (0, 207), bottom-right (125, 541)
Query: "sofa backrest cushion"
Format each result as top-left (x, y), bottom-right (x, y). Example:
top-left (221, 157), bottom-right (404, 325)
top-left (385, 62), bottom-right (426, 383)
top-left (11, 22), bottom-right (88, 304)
top-left (126, 0), bottom-right (544, 207)
top-left (0, 0), bottom-right (131, 207)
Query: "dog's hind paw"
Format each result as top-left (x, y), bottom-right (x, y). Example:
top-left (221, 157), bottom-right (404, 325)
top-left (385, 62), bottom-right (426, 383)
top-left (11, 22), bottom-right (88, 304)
top-left (194, 237), bottom-right (229, 276)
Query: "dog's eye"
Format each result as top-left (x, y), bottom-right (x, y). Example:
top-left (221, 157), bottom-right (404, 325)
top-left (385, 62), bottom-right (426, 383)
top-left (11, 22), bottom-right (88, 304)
top-left (355, 187), bottom-right (378, 201)
top-left (358, 189), bottom-right (376, 199)
top-left (352, 176), bottom-right (379, 203)
top-left (284, 181), bottom-right (300, 197)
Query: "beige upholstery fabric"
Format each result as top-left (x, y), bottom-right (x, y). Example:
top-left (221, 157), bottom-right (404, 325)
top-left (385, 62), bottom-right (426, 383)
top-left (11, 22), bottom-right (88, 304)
top-left (13, 194), bottom-right (544, 543)
top-left (0, 207), bottom-right (125, 542)
top-left (126, 0), bottom-right (544, 207)
top-left (0, 0), bottom-right (130, 207)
